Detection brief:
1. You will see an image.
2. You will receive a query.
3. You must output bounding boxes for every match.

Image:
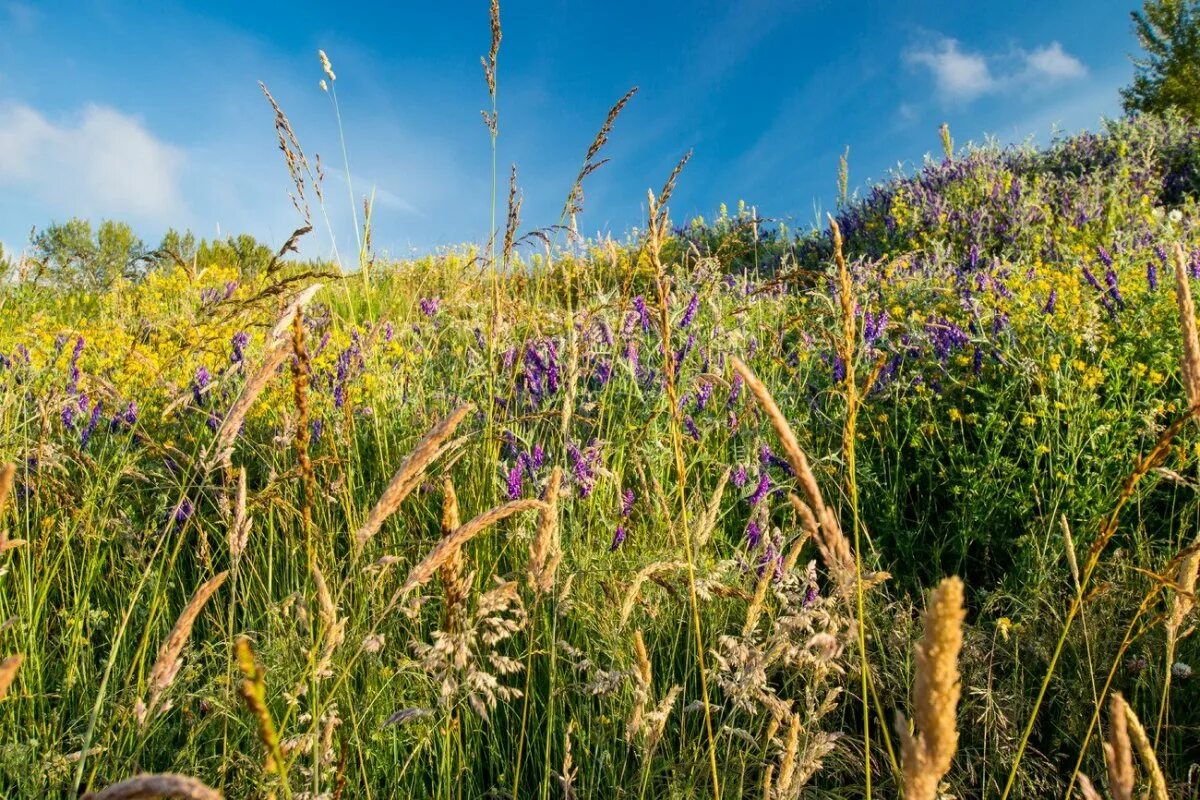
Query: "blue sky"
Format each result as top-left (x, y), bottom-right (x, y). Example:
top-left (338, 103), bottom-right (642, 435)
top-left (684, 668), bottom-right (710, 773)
top-left (0, 0), bottom-right (1137, 261)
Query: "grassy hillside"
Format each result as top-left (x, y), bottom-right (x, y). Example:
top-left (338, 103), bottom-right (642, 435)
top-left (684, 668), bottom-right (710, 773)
top-left (1, 111), bottom-right (1200, 798)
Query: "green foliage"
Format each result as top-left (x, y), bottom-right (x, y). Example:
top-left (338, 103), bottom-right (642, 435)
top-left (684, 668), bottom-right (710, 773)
top-left (1122, 0), bottom-right (1200, 118)
top-left (29, 218), bottom-right (147, 291)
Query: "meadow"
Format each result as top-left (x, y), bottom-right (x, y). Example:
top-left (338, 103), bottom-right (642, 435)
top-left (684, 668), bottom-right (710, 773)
top-left (3, 36), bottom-right (1200, 800)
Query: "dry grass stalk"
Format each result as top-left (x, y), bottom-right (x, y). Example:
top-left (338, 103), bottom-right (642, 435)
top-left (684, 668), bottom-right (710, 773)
top-left (291, 308), bottom-right (316, 541)
top-left (743, 566), bottom-right (774, 636)
top-left (229, 467), bottom-right (251, 562)
top-left (1172, 242), bottom-right (1200, 409)
top-left (555, 720), bottom-right (578, 800)
top-left (0, 462), bottom-right (25, 553)
top-left (0, 462), bottom-right (13, 515)
top-left (1167, 532), bottom-right (1200, 638)
top-left (259, 82), bottom-right (316, 223)
top-left (786, 493), bottom-right (852, 584)
top-left (1061, 514), bottom-right (1080, 591)
top-left (81, 773), bottom-right (220, 800)
top-left (896, 576), bottom-right (965, 800)
top-left (527, 466), bottom-right (563, 595)
top-left (775, 713), bottom-right (801, 797)
top-left (311, 563), bottom-right (345, 680)
top-left (1113, 693), bottom-right (1167, 800)
top-left (732, 357), bottom-right (855, 589)
top-left (438, 477), bottom-right (470, 633)
top-left (399, 498), bottom-right (545, 598)
top-left (235, 636), bottom-right (287, 780)
top-left (502, 165), bottom-right (522, 271)
top-left (1103, 692), bottom-right (1134, 800)
top-left (694, 467), bottom-right (731, 550)
top-left (208, 286), bottom-right (322, 473)
top-left (619, 561), bottom-right (687, 627)
top-left (1076, 774), bottom-right (1103, 800)
top-left (140, 572), bottom-right (229, 726)
top-left (627, 630), bottom-right (652, 741)
top-left (562, 86), bottom-right (639, 232)
top-left (208, 346), bottom-right (292, 473)
top-left (354, 403), bottom-right (474, 548)
top-left (0, 654), bottom-right (22, 700)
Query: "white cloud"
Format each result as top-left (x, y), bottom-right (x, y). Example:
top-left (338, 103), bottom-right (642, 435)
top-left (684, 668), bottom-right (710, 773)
top-left (906, 38), bottom-right (994, 102)
top-left (0, 102), bottom-right (185, 222)
top-left (906, 36), bottom-right (1087, 105)
top-left (1024, 41), bottom-right (1087, 81)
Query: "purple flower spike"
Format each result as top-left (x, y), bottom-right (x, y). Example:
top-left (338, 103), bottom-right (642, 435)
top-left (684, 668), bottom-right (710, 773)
top-left (506, 462), bottom-right (525, 501)
top-left (610, 524), bottom-right (627, 551)
top-left (746, 519), bottom-right (763, 550)
top-left (192, 366), bottom-right (212, 408)
top-left (419, 297), bottom-right (441, 318)
top-left (80, 399), bottom-right (103, 448)
top-left (1148, 261), bottom-right (1159, 291)
top-left (732, 464), bottom-right (748, 488)
top-left (230, 331), bottom-right (250, 364)
top-left (621, 488), bottom-right (635, 517)
top-left (680, 293), bottom-right (700, 328)
top-left (632, 295), bottom-right (650, 332)
top-left (1043, 289), bottom-right (1057, 315)
top-left (749, 471), bottom-right (770, 506)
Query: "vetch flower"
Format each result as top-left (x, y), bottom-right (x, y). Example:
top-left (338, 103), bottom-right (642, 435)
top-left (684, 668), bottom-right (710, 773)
top-left (680, 293), bottom-right (700, 328)
top-left (621, 488), bottom-right (635, 517)
top-left (610, 524), bottom-right (627, 551)
top-left (748, 471), bottom-right (770, 507)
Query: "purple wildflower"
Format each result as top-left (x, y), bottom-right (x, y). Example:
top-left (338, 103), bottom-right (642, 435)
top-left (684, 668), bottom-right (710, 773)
top-left (748, 471), bottom-right (770, 506)
top-left (80, 399), bottom-right (103, 448)
top-left (1105, 269), bottom-right (1125, 310)
top-left (506, 462), bottom-right (525, 500)
top-left (680, 293), bottom-right (700, 328)
top-left (61, 402), bottom-right (77, 430)
top-left (621, 488), bottom-right (635, 517)
top-left (863, 309), bottom-right (889, 348)
top-left (632, 295), bottom-right (650, 332)
top-left (67, 336), bottom-right (84, 394)
top-left (695, 381), bottom-right (714, 412)
top-left (732, 464), bottom-right (748, 488)
top-left (110, 401), bottom-right (138, 432)
top-left (728, 373), bottom-right (743, 407)
top-left (1148, 261), bottom-right (1159, 291)
top-left (568, 441), bottom-right (601, 498)
top-left (1081, 266), bottom-right (1103, 293)
top-left (1043, 289), bottom-right (1057, 315)
top-left (1097, 246), bottom-right (1113, 269)
top-left (610, 524), bottom-right (627, 551)
top-left (760, 444), bottom-right (795, 477)
top-left (192, 366), bottom-right (211, 407)
top-left (230, 332), bottom-right (250, 364)
top-left (746, 519), bottom-right (763, 550)
top-left (684, 415), bottom-right (701, 441)
top-left (419, 297), bottom-right (441, 318)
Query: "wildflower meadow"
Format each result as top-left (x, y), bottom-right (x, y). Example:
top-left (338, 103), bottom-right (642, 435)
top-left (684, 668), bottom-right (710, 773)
top-left (3, 4), bottom-right (1200, 799)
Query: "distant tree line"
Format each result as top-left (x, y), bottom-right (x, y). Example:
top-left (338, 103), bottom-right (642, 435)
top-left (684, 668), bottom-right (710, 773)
top-left (4, 218), bottom-right (281, 291)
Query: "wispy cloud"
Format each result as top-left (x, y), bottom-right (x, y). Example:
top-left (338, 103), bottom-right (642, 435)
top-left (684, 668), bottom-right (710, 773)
top-left (905, 36), bottom-right (1087, 104)
top-left (1024, 41), bottom-right (1087, 81)
top-left (906, 38), bottom-right (995, 102)
top-left (0, 102), bottom-right (186, 222)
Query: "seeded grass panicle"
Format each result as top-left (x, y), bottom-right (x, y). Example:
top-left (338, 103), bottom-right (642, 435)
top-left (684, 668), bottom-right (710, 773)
top-left (81, 773), bottom-right (221, 800)
top-left (138, 571), bottom-right (229, 726)
top-left (353, 403), bottom-right (474, 548)
top-left (896, 576), bottom-right (965, 800)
